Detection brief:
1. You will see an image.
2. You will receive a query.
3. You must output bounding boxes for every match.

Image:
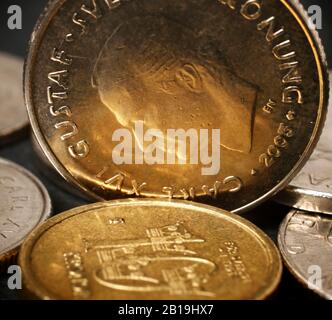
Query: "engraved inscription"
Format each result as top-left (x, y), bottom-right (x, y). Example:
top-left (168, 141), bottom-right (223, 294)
top-left (220, 0), bottom-right (304, 169)
top-left (219, 241), bottom-right (252, 283)
top-left (262, 99), bottom-right (277, 114)
top-left (84, 221), bottom-right (216, 296)
top-left (95, 165), bottom-right (243, 198)
top-left (295, 173), bottom-right (332, 189)
top-left (64, 252), bottom-right (90, 299)
top-left (0, 218), bottom-right (20, 240)
top-left (259, 123), bottom-right (294, 168)
top-left (288, 213), bottom-right (332, 247)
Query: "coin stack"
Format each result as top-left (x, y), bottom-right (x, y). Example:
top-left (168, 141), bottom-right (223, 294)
top-left (0, 0), bottom-right (330, 300)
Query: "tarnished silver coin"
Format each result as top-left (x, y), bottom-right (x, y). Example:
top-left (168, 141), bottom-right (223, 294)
top-left (0, 157), bottom-right (52, 270)
top-left (278, 210), bottom-right (332, 300)
top-left (275, 71), bottom-right (332, 214)
top-left (0, 52), bottom-right (29, 145)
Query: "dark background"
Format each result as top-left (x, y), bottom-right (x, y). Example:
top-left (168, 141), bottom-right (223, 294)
top-left (0, 0), bottom-right (331, 300)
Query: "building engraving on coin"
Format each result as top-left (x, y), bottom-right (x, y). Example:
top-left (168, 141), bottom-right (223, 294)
top-left (83, 221), bottom-right (216, 297)
top-left (278, 210), bottom-right (332, 299)
top-left (26, 0), bottom-right (328, 212)
top-left (19, 200), bottom-right (282, 299)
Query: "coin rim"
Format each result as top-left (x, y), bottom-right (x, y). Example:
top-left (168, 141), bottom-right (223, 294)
top-left (0, 52), bottom-right (29, 146)
top-left (30, 132), bottom-right (91, 201)
top-left (278, 209), bottom-right (331, 300)
top-left (274, 69), bottom-right (331, 214)
top-left (0, 157), bottom-right (52, 264)
top-left (18, 198), bottom-right (282, 300)
top-left (275, 187), bottom-right (332, 215)
top-left (24, 0), bottom-right (329, 213)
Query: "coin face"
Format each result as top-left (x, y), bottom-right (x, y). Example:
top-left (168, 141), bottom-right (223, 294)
top-left (278, 210), bottom-right (332, 300)
top-left (0, 52), bottom-right (28, 145)
top-left (26, 0), bottom-right (328, 212)
top-left (19, 199), bottom-right (282, 300)
top-left (275, 71), bottom-right (332, 214)
top-left (0, 158), bottom-right (52, 267)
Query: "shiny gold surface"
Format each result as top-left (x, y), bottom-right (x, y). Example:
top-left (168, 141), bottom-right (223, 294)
top-left (19, 199), bottom-right (282, 300)
top-left (31, 132), bottom-right (90, 200)
top-left (274, 71), bottom-right (332, 214)
top-left (25, 0), bottom-right (328, 212)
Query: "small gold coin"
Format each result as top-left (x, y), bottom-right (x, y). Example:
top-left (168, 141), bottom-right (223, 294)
top-left (0, 158), bottom-right (52, 271)
top-left (0, 52), bottom-right (28, 145)
top-left (19, 199), bottom-right (282, 300)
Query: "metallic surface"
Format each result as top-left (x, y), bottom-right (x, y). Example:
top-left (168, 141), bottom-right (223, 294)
top-left (275, 71), bottom-right (332, 214)
top-left (19, 199), bottom-right (282, 300)
top-left (0, 52), bottom-right (28, 145)
top-left (25, 0), bottom-right (328, 212)
top-left (0, 157), bottom-right (52, 270)
top-left (31, 132), bottom-right (90, 200)
top-left (278, 210), bottom-right (332, 300)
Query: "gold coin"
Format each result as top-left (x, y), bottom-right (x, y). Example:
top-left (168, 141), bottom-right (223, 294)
top-left (0, 158), bottom-right (52, 271)
top-left (19, 199), bottom-right (282, 300)
top-left (25, 0), bottom-right (328, 212)
top-left (0, 52), bottom-right (28, 145)
top-left (31, 132), bottom-right (90, 200)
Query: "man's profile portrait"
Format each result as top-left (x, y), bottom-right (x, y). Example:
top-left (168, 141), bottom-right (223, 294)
top-left (92, 16), bottom-right (258, 154)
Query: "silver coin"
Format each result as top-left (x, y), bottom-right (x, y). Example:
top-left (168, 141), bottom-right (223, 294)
top-left (0, 157), bottom-right (52, 268)
top-left (275, 71), bottom-right (332, 214)
top-left (0, 52), bottom-right (29, 145)
top-left (278, 210), bottom-right (332, 300)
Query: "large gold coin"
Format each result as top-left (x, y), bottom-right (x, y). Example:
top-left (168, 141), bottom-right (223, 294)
top-left (19, 199), bottom-right (282, 300)
top-left (25, 0), bottom-right (328, 212)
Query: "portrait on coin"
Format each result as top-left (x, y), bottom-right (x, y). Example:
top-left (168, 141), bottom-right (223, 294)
top-left (92, 16), bottom-right (258, 154)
